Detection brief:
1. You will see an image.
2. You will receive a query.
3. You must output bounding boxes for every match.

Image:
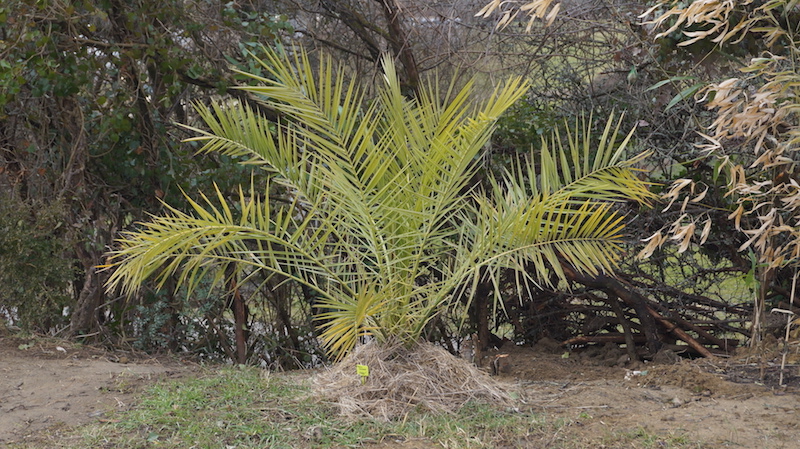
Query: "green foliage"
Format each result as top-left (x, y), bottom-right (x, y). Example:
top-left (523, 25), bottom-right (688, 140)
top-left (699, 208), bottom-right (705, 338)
top-left (494, 95), bottom-right (562, 154)
top-left (0, 193), bottom-right (75, 331)
top-left (0, 0), bottom-right (294, 218)
top-left (0, 0), bottom-right (296, 354)
top-left (130, 291), bottom-right (181, 352)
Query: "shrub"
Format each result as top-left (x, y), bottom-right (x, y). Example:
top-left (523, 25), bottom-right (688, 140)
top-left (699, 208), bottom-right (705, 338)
top-left (0, 192), bottom-right (75, 332)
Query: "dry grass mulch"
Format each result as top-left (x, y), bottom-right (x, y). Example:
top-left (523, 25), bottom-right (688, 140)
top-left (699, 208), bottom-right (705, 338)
top-left (312, 340), bottom-right (510, 421)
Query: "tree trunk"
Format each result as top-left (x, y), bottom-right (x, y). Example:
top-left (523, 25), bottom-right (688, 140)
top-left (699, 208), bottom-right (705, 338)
top-left (228, 274), bottom-right (249, 365)
top-left (69, 266), bottom-right (104, 337)
top-left (377, 0), bottom-right (421, 95)
top-left (608, 294), bottom-right (639, 362)
top-left (268, 278), bottom-right (303, 368)
top-left (474, 280), bottom-right (492, 361)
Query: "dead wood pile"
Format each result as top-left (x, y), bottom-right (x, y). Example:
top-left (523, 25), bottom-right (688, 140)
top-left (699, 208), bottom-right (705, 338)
top-left (505, 268), bottom-right (754, 360)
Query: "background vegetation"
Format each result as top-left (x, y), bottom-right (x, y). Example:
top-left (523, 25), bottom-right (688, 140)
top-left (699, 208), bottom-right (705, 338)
top-left (2, 0), bottom-right (795, 365)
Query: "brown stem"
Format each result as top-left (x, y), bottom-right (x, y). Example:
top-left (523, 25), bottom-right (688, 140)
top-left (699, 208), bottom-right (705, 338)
top-left (475, 280), bottom-right (491, 355)
top-left (645, 306), bottom-right (713, 358)
top-left (376, 0), bottom-right (420, 95)
top-left (608, 294), bottom-right (639, 362)
top-left (226, 266), bottom-right (249, 364)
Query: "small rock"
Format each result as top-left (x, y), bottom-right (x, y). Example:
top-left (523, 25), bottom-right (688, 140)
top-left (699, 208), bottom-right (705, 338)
top-left (534, 337), bottom-right (563, 354)
top-left (653, 348), bottom-right (680, 365)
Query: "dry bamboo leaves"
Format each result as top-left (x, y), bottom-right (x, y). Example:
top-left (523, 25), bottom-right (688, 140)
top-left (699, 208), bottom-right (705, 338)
top-left (638, 1), bottom-right (800, 274)
top-left (476, 0), bottom-right (561, 30)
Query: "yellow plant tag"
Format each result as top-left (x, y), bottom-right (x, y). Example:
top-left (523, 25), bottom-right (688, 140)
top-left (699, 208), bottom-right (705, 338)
top-left (356, 364), bottom-right (369, 384)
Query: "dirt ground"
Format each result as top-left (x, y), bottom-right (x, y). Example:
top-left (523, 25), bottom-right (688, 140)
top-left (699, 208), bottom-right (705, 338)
top-left (492, 339), bottom-right (800, 448)
top-left (2, 328), bottom-right (800, 448)
top-left (0, 330), bottom-right (189, 446)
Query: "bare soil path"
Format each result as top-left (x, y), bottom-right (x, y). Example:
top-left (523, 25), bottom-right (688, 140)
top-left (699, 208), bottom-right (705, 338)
top-left (0, 330), bottom-right (190, 445)
top-left (497, 342), bottom-right (800, 448)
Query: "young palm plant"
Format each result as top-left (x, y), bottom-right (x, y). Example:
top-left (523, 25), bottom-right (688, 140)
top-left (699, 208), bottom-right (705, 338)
top-left (106, 47), bottom-right (654, 359)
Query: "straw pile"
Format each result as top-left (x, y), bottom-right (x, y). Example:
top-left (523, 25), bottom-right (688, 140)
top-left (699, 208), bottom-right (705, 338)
top-left (312, 340), bottom-right (511, 420)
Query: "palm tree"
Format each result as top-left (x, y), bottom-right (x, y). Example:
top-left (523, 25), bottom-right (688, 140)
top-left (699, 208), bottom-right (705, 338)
top-left (106, 47), bottom-right (654, 359)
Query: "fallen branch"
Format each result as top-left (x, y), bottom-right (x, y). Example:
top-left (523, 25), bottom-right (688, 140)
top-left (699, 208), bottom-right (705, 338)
top-left (646, 306), bottom-right (714, 358)
top-left (563, 267), bottom-right (662, 353)
top-left (650, 302), bottom-right (728, 349)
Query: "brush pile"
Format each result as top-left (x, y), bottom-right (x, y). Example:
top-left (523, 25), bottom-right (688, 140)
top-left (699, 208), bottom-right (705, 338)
top-left (312, 340), bottom-right (510, 420)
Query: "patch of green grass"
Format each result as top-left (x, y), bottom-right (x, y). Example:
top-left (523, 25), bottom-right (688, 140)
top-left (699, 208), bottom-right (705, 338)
top-left (58, 366), bottom-right (547, 449)
top-left (601, 426), bottom-right (704, 449)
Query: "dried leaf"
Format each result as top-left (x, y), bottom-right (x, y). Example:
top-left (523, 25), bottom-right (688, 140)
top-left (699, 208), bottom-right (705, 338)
top-left (475, 0), bottom-right (501, 18)
top-left (479, 0), bottom-right (561, 29)
top-left (699, 218), bottom-right (712, 245)
top-left (638, 231), bottom-right (664, 259)
top-left (671, 222), bottom-right (696, 253)
top-left (662, 179), bottom-right (693, 212)
top-left (690, 186), bottom-right (709, 203)
top-left (497, 10), bottom-right (514, 28)
top-left (737, 229), bottom-right (757, 252)
top-left (545, 3), bottom-right (560, 26)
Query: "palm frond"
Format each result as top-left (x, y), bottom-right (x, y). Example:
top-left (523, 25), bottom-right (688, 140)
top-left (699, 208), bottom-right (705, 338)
top-left (106, 182), bottom-right (354, 303)
top-left (468, 192), bottom-right (627, 289)
top-left (521, 113), bottom-right (655, 206)
top-left (469, 114), bottom-right (655, 290)
top-left (240, 50), bottom-right (368, 159)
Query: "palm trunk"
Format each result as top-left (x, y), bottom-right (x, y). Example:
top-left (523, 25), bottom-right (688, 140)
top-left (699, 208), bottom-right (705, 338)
top-left (226, 266), bottom-right (249, 364)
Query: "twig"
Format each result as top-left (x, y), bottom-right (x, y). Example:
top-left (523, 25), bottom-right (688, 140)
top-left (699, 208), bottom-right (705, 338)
top-left (773, 269), bottom-right (797, 386)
